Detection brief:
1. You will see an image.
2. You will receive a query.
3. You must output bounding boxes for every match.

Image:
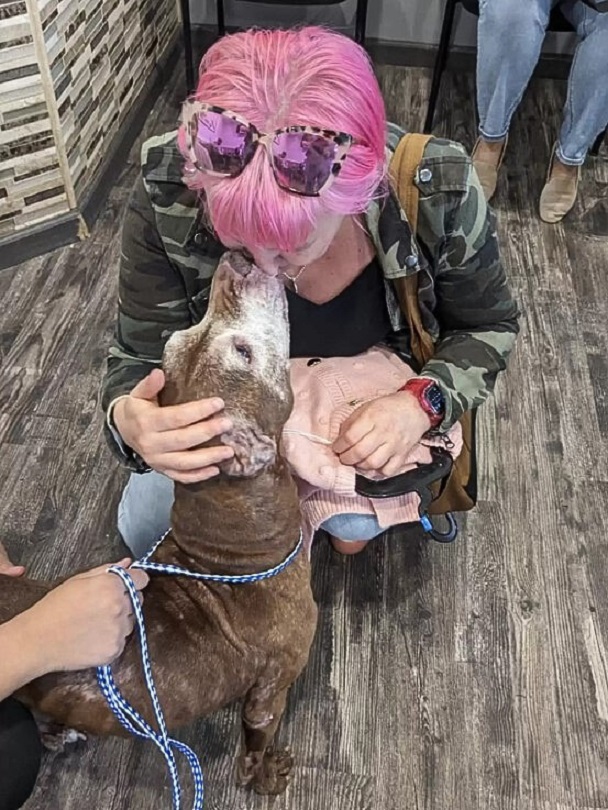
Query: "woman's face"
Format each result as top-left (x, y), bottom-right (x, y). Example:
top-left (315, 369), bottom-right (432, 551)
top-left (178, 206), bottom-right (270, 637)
top-left (225, 213), bottom-right (345, 277)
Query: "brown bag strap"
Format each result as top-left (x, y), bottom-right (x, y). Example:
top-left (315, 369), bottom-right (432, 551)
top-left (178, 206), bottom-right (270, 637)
top-left (389, 133), bottom-right (432, 232)
top-left (389, 133), bottom-right (435, 367)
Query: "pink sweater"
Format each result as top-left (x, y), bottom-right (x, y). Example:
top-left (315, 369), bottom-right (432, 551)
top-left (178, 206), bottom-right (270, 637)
top-left (280, 347), bottom-right (463, 547)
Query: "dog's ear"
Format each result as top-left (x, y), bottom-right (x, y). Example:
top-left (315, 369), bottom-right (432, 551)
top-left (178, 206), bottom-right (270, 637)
top-left (219, 423), bottom-right (277, 477)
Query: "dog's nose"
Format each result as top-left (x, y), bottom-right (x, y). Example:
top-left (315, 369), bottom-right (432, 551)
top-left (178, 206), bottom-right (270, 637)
top-left (226, 251), bottom-right (255, 278)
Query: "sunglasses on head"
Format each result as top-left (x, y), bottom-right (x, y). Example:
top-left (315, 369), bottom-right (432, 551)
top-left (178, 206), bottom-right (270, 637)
top-left (181, 101), bottom-right (359, 197)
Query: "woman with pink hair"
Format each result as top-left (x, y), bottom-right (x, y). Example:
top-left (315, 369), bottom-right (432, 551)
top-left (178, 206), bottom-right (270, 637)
top-left (103, 27), bottom-right (519, 557)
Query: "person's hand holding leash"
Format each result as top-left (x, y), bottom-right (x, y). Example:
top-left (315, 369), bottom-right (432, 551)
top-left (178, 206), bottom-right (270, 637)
top-left (0, 559), bottom-right (149, 701)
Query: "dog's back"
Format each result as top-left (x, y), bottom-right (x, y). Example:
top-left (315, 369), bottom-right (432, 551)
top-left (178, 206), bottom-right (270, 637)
top-left (10, 539), bottom-right (314, 737)
top-left (0, 575), bottom-right (51, 624)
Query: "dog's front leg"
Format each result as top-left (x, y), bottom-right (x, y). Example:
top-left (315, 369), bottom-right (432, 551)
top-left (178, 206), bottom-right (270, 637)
top-left (236, 682), bottom-right (293, 795)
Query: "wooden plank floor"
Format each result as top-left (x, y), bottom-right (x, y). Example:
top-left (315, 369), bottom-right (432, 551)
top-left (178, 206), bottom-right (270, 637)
top-left (1, 62), bottom-right (608, 810)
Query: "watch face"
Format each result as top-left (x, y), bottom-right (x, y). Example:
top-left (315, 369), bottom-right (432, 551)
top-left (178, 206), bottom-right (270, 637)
top-left (425, 383), bottom-right (445, 415)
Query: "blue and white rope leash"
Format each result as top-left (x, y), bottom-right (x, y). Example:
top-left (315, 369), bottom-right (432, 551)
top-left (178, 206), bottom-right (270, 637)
top-left (97, 530), bottom-right (303, 810)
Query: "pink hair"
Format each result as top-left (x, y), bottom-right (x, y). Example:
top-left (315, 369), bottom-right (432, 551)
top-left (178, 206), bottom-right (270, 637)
top-left (177, 27), bottom-right (387, 252)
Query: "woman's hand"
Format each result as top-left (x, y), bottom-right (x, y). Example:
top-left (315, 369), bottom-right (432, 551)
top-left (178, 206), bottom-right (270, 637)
top-left (332, 391), bottom-right (431, 477)
top-left (112, 369), bottom-right (235, 483)
top-left (0, 560), bottom-right (149, 699)
top-left (22, 561), bottom-right (148, 673)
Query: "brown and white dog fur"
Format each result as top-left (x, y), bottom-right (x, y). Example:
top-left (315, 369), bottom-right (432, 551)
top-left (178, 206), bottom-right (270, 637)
top-left (0, 252), bottom-right (318, 795)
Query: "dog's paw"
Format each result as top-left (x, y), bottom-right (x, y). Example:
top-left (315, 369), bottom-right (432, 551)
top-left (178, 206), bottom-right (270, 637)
top-left (253, 747), bottom-right (293, 795)
top-left (236, 753), bottom-right (255, 788)
top-left (39, 724), bottom-right (87, 753)
top-left (236, 746), bottom-right (293, 794)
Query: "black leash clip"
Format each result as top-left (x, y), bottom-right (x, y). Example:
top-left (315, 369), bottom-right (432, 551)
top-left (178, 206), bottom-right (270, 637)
top-left (354, 446), bottom-right (458, 543)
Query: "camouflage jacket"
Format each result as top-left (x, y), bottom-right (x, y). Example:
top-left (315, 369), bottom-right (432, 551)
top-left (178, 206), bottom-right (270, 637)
top-left (102, 124), bottom-right (519, 468)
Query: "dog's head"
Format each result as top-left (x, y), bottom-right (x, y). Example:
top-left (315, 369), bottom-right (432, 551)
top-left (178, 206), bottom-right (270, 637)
top-left (161, 251), bottom-right (292, 477)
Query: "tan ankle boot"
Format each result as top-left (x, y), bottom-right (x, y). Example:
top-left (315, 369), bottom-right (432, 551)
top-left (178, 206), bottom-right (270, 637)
top-left (471, 136), bottom-right (508, 202)
top-left (539, 147), bottom-right (580, 224)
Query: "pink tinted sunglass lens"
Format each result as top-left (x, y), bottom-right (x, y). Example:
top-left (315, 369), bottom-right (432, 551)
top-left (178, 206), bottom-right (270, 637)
top-left (194, 110), bottom-right (255, 176)
top-left (271, 132), bottom-right (338, 194)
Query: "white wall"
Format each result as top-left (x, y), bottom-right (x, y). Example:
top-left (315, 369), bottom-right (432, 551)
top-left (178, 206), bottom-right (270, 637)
top-left (190, 0), bottom-right (574, 51)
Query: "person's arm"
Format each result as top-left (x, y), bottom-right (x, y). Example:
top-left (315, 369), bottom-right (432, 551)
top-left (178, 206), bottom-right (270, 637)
top-left (0, 561), bottom-right (149, 701)
top-left (101, 175), bottom-right (234, 482)
top-left (0, 615), bottom-right (43, 699)
top-left (334, 141), bottom-right (519, 476)
top-left (102, 174), bottom-right (193, 471)
top-left (417, 141), bottom-right (520, 429)
top-left (102, 174), bottom-right (192, 415)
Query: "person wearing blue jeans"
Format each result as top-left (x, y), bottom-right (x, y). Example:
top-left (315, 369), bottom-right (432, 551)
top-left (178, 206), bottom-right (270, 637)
top-left (106, 29), bottom-right (518, 560)
top-left (472, 0), bottom-right (608, 222)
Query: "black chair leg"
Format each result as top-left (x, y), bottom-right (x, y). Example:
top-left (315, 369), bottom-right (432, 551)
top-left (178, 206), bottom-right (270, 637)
top-left (180, 0), bottom-right (195, 94)
top-left (423, 0), bottom-right (460, 134)
top-left (355, 0), bottom-right (369, 46)
top-left (217, 0), bottom-right (226, 37)
top-left (590, 127), bottom-right (606, 157)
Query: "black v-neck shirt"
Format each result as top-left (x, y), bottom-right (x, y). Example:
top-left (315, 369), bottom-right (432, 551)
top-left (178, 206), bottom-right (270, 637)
top-left (287, 257), bottom-right (392, 358)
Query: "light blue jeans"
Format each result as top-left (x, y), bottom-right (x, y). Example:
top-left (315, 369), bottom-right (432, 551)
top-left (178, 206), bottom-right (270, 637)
top-left (117, 471), bottom-right (385, 558)
top-left (477, 0), bottom-right (608, 163)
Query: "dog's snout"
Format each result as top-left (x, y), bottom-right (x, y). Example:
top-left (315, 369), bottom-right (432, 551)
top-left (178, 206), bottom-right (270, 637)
top-left (227, 251), bottom-right (255, 278)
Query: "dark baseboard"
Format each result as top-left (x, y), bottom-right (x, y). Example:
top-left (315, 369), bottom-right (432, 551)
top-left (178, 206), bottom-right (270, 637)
top-left (0, 211), bottom-right (81, 270)
top-left (0, 33), bottom-right (181, 272)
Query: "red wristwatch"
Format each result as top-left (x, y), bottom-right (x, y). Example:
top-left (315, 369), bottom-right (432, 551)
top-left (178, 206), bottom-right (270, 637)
top-left (399, 377), bottom-right (445, 428)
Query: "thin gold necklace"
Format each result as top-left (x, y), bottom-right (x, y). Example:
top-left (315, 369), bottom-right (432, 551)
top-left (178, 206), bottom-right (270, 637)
top-left (281, 264), bottom-right (308, 294)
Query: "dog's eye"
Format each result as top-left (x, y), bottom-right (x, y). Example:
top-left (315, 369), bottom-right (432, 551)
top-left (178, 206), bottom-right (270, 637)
top-left (234, 341), bottom-right (253, 364)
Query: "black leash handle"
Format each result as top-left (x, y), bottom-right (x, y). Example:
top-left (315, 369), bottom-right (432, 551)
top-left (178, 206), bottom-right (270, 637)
top-left (354, 446), bottom-right (458, 543)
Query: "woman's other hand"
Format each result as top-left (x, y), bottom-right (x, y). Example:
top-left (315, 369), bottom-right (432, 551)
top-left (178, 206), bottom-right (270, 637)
top-left (332, 392), bottom-right (431, 477)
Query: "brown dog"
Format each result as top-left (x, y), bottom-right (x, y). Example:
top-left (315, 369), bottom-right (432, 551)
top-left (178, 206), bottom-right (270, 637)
top-left (0, 252), bottom-right (317, 795)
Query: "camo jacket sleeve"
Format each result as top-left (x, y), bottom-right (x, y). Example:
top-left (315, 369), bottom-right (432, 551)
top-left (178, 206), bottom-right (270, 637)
top-left (414, 140), bottom-right (520, 428)
top-left (101, 173), bottom-right (192, 412)
top-left (100, 174), bottom-right (197, 468)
